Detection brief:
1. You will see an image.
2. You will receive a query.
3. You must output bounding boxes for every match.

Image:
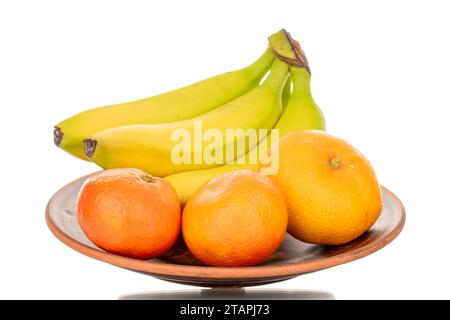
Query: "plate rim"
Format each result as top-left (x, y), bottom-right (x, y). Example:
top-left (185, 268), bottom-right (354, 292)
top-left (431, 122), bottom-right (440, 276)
top-left (45, 173), bottom-right (406, 280)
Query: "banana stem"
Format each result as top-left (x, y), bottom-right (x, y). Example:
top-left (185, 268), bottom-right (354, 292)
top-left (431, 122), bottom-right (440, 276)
top-left (261, 59), bottom-right (289, 91)
top-left (244, 48), bottom-right (275, 76)
top-left (290, 67), bottom-right (312, 97)
top-left (281, 75), bottom-right (292, 107)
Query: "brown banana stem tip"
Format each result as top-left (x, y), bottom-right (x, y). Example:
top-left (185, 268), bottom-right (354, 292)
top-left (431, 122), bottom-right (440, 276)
top-left (53, 127), bottom-right (63, 146)
top-left (282, 29), bottom-right (310, 73)
top-left (83, 139), bottom-right (97, 158)
top-left (271, 29), bottom-right (311, 73)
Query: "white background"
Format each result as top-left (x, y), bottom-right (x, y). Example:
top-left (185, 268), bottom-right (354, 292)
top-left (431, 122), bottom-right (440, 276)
top-left (1, 0), bottom-right (449, 299)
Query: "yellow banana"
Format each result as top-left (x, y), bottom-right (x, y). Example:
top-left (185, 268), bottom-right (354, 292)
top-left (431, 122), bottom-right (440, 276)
top-left (84, 59), bottom-right (290, 177)
top-left (54, 49), bottom-right (274, 160)
top-left (165, 66), bottom-right (325, 204)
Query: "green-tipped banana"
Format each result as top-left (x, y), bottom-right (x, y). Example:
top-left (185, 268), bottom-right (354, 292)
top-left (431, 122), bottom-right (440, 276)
top-left (165, 65), bottom-right (325, 205)
top-left (54, 49), bottom-right (274, 160)
top-left (84, 59), bottom-right (290, 177)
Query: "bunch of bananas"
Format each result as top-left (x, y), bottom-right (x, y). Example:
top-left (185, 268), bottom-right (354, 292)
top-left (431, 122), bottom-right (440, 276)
top-left (54, 29), bottom-right (325, 204)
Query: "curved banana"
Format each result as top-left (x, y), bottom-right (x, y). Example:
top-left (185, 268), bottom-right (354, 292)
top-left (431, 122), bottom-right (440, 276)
top-left (85, 59), bottom-right (290, 177)
top-left (165, 66), bottom-right (325, 204)
top-left (54, 49), bottom-right (274, 160)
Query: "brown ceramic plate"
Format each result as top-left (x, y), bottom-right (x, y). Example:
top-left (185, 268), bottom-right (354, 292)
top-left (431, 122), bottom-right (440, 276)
top-left (46, 173), bottom-right (405, 287)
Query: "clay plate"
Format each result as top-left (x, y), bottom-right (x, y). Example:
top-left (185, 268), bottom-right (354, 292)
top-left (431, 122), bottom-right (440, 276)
top-left (46, 173), bottom-right (405, 287)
